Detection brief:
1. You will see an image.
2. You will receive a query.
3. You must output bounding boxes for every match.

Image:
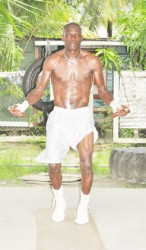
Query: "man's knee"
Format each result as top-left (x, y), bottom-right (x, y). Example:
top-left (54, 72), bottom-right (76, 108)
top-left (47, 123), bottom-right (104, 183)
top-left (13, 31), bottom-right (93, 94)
top-left (80, 152), bottom-right (93, 176)
top-left (81, 161), bottom-right (93, 176)
top-left (49, 163), bottom-right (61, 175)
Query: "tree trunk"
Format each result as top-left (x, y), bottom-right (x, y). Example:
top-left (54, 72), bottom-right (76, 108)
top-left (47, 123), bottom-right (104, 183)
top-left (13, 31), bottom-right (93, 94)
top-left (107, 20), bottom-right (112, 38)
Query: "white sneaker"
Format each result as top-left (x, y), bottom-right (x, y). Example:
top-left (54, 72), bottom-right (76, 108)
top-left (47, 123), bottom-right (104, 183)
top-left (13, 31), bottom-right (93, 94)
top-left (75, 201), bottom-right (89, 225)
top-left (52, 197), bottom-right (66, 222)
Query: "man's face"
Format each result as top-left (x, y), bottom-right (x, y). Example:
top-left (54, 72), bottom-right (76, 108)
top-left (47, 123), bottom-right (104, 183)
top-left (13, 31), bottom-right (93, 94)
top-left (62, 25), bottom-right (83, 51)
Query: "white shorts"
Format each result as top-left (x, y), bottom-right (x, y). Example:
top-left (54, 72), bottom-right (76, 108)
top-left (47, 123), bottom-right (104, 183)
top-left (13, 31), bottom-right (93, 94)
top-left (36, 106), bottom-right (98, 163)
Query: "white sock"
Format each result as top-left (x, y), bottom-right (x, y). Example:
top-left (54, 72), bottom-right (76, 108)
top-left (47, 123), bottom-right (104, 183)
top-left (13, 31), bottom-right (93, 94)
top-left (52, 186), bottom-right (64, 198)
top-left (80, 190), bottom-right (90, 204)
top-left (75, 190), bottom-right (90, 225)
top-left (52, 186), bottom-right (66, 222)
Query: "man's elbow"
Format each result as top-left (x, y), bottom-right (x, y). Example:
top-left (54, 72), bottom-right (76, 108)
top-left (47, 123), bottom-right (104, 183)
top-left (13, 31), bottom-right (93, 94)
top-left (98, 89), bottom-right (113, 103)
top-left (27, 88), bottom-right (44, 101)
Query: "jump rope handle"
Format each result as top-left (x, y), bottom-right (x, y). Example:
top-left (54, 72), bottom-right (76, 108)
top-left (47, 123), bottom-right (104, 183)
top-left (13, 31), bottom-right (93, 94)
top-left (112, 108), bottom-right (130, 118)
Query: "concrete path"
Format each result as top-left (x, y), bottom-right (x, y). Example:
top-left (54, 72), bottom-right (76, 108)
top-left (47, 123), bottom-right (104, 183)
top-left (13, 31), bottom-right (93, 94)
top-left (0, 186), bottom-right (146, 250)
top-left (37, 208), bottom-right (105, 250)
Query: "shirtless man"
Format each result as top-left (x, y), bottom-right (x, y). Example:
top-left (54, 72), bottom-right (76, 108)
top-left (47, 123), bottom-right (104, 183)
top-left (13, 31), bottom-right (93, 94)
top-left (9, 22), bottom-right (129, 224)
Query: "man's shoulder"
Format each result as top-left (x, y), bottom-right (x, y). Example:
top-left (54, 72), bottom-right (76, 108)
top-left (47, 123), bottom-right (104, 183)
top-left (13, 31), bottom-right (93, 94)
top-left (45, 50), bottom-right (63, 61)
top-left (44, 50), bottom-right (64, 68)
top-left (82, 50), bottom-right (98, 61)
top-left (82, 50), bottom-right (100, 66)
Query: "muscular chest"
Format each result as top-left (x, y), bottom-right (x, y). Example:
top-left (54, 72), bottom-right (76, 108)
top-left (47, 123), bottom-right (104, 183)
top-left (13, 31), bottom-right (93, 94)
top-left (52, 61), bottom-right (92, 83)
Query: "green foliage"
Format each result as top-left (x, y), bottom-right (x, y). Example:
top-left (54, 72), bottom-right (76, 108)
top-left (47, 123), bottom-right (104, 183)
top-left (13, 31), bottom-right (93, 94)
top-left (95, 48), bottom-right (123, 73)
top-left (1, 0), bottom-right (143, 72)
top-left (0, 0), bottom-right (76, 71)
top-left (96, 105), bottom-right (113, 137)
top-left (0, 83), bottom-right (23, 100)
top-left (80, 0), bottom-right (138, 36)
top-left (0, 42), bottom-right (23, 71)
top-left (120, 129), bottom-right (134, 138)
top-left (0, 0), bottom-right (98, 71)
top-left (116, 0), bottom-right (146, 69)
top-left (0, 0), bottom-right (35, 70)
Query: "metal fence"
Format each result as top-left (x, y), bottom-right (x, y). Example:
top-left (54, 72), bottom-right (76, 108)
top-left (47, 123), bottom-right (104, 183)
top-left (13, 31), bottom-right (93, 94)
top-left (0, 71), bottom-right (47, 138)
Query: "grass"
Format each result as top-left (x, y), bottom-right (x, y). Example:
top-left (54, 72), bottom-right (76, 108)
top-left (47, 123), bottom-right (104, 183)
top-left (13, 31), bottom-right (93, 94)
top-left (0, 142), bottom-right (47, 181)
top-left (1, 142), bottom-right (146, 189)
top-left (0, 142), bottom-right (113, 181)
top-left (0, 143), bottom-right (45, 165)
top-left (93, 147), bottom-right (111, 177)
top-left (62, 145), bottom-right (112, 177)
top-left (0, 165), bottom-right (48, 181)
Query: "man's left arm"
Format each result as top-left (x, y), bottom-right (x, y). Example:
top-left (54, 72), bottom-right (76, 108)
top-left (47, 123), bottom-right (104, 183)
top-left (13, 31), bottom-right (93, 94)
top-left (92, 56), bottom-right (129, 117)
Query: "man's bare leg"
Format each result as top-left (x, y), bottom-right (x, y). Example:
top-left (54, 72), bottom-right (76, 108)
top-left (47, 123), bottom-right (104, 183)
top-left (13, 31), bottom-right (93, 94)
top-left (49, 163), bottom-right (66, 222)
top-left (49, 163), bottom-right (62, 189)
top-left (78, 132), bottom-right (94, 194)
top-left (75, 132), bottom-right (94, 224)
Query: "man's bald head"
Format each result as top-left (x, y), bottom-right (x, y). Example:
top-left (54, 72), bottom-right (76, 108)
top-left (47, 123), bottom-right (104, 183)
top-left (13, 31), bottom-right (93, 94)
top-left (63, 22), bottom-right (82, 35)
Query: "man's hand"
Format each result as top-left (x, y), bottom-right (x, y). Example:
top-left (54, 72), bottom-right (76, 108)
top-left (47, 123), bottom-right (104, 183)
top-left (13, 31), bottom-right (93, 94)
top-left (109, 100), bottom-right (130, 118)
top-left (8, 100), bottom-right (29, 118)
top-left (112, 105), bottom-right (130, 118)
top-left (8, 104), bottom-right (26, 117)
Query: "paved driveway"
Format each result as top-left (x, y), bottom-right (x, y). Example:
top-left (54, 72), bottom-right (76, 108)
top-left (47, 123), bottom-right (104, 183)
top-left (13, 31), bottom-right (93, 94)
top-left (0, 186), bottom-right (146, 250)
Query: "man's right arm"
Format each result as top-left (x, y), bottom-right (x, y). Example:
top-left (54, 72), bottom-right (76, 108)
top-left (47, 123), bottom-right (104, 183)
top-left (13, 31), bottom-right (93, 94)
top-left (26, 65), bottom-right (52, 106)
top-left (8, 56), bottom-right (54, 117)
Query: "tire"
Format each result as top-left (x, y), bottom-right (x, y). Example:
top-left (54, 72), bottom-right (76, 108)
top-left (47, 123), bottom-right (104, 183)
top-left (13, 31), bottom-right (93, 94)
top-left (109, 147), bottom-right (146, 183)
top-left (22, 57), bottom-right (54, 113)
